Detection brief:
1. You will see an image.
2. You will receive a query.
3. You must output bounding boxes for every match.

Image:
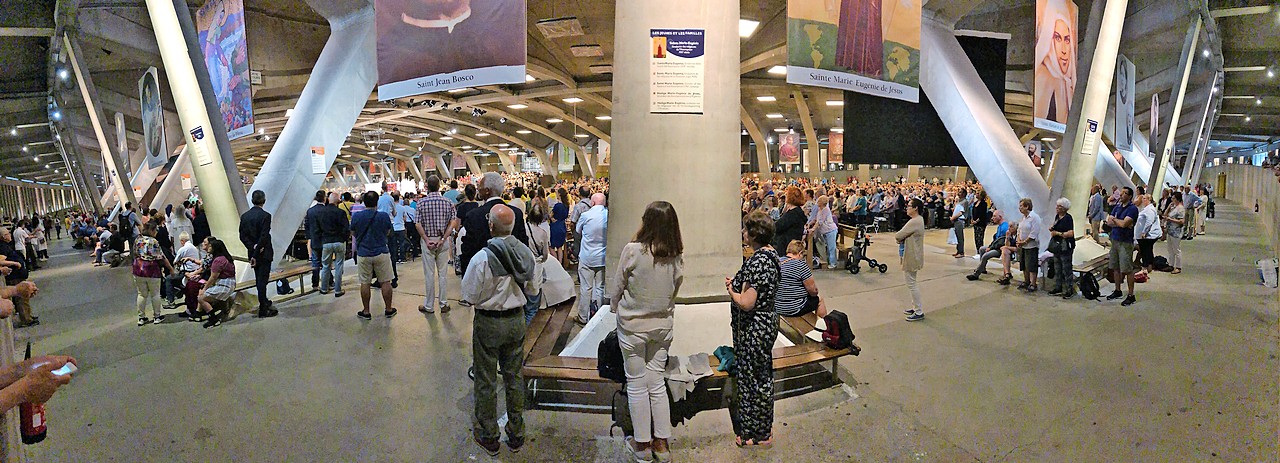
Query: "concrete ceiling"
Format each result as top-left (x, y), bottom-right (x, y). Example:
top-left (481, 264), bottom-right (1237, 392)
top-left (2, 0), bottom-right (1276, 184)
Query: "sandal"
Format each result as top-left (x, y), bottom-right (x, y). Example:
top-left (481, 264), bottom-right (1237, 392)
top-left (736, 436), bottom-right (773, 448)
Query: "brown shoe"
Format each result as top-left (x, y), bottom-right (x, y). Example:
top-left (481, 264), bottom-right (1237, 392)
top-left (440, 302), bottom-right (451, 313)
top-left (474, 434), bottom-right (500, 456)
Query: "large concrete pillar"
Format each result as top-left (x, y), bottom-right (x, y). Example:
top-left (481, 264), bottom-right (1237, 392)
top-left (610, 0), bottom-right (740, 300)
top-left (1149, 18), bottom-right (1202, 202)
top-left (1047, 0), bottom-right (1128, 237)
top-left (145, 0), bottom-right (248, 254)
top-left (63, 31), bottom-right (137, 208)
top-left (1103, 106), bottom-right (1183, 186)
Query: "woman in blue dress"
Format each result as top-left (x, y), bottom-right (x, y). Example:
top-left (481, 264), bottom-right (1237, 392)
top-left (550, 187), bottom-right (570, 265)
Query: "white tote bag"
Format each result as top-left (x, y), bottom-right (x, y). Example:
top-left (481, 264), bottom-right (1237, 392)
top-left (946, 228), bottom-right (958, 245)
top-left (541, 255), bottom-right (576, 306)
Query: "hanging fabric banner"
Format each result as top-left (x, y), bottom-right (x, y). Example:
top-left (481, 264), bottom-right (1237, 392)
top-left (828, 132), bottom-right (843, 164)
top-left (195, 0), bottom-right (256, 140)
top-left (786, 0), bottom-right (921, 103)
top-left (1115, 54), bottom-right (1136, 151)
top-left (1033, 0), bottom-right (1078, 133)
top-left (375, 0), bottom-right (527, 100)
top-left (138, 67), bottom-right (169, 169)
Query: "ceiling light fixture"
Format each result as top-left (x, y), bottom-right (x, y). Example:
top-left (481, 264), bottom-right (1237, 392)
top-left (756, 96), bottom-right (777, 102)
top-left (826, 100), bottom-right (844, 106)
top-left (8, 128), bottom-right (15, 136)
top-left (563, 97), bottom-right (584, 104)
top-left (739, 19), bottom-right (760, 38)
top-left (596, 115), bottom-right (612, 120)
top-left (475, 132), bottom-right (489, 137)
top-left (575, 134), bottom-right (589, 138)
top-left (526, 74), bottom-right (536, 82)
top-left (1258, 98), bottom-right (1264, 105)
top-left (1203, 49), bottom-right (1210, 57)
top-left (439, 136), bottom-right (453, 140)
top-left (830, 128), bottom-right (844, 133)
top-left (546, 118), bottom-right (563, 123)
top-left (1269, 69), bottom-right (1275, 79)
top-left (765, 113), bottom-right (783, 119)
top-left (507, 104), bottom-right (528, 109)
top-left (516, 129), bottom-right (532, 134)
top-left (773, 128), bottom-right (788, 132)
top-left (1246, 116), bottom-right (1252, 122)
top-left (57, 69), bottom-right (69, 81)
top-left (767, 65), bottom-right (787, 75)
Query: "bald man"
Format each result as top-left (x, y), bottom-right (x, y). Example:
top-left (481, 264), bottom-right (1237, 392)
top-left (573, 193), bottom-right (608, 324)
top-left (461, 204), bottom-right (535, 455)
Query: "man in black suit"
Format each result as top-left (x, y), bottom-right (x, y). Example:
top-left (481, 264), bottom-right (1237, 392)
top-left (304, 190), bottom-right (327, 291)
top-left (459, 172), bottom-right (528, 279)
top-left (239, 190), bottom-right (278, 318)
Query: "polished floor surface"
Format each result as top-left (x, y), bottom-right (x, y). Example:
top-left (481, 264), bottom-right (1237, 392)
top-left (16, 201), bottom-right (1278, 462)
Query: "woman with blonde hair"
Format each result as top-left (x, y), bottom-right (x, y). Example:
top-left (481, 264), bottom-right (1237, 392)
top-left (610, 201), bottom-right (684, 462)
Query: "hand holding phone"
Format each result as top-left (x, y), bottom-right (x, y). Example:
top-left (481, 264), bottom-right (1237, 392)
top-left (50, 363), bottom-right (76, 377)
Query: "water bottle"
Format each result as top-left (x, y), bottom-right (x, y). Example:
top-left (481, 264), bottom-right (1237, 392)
top-left (19, 343), bottom-right (47, 445)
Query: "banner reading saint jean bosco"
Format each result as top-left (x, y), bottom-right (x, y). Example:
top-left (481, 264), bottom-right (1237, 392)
top-left (650, 29), bottom-right (705, 114)
top-left (376, 0), bottom-right (527, 100)
top-left (195, 0), bottom-right (255, 140)
top-left (138, 67), bottom-right (168, 170)
top-left (786, 0), bottom-right (921, 103)
top-left (1033, 0), bottom-right (1078, 133)
top-left (1115, 54), bottom-right (1136, 151)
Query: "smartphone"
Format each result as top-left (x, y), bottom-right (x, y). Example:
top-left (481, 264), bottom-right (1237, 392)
top-left (50, 363), bottom-right (76, 377)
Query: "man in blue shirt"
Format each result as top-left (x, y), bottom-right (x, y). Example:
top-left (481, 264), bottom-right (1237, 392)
top-left (442, 180), bottom-right (461, 204)
top-left (573, 193), bottom-right (608, 324)
top-left (966, 210), bottom-right (1011, 281)
top-left (1106, 187), bottom-right (1140, 306)
top-left (351, 191), bottom-right (398, 320)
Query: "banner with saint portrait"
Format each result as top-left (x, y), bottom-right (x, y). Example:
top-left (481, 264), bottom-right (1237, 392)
top-left (1033, 0), bottom-right (1078, 133)
top-left (786, 0), bottom-right (921, 103)
top-left (1115, 54), bottom-right (1136, 151)
top-left (375, 0), bottom-right (527, 100)
top-left (138, 67), bottom-right (168, 169)
top-left (195, 0), bottom-right (255, 140)
top-left (828, 132), bottom-right (844, 164)
top-left (779, 132), bottom-right (802, 164)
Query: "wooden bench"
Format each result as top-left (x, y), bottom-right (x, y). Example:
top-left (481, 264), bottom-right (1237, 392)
top-left (520, 300), bottom-right (857, 413)
top-left (1073, 255), bottom-right (1110, 279)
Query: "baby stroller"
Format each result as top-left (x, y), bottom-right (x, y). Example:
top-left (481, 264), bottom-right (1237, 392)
top-left (844, 225), bottom-right (888, 274)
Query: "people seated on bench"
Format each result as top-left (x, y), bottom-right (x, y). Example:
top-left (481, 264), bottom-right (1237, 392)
top-left (173, 233), bottom-right (205, 318)
top-left (195, 238), bottom-right (237, 328)
top-left (98, 224), bottom-right (128, 267)
top-left (966, 211), bottom-right (1011, 282)
top-left (776, 240), bottom-right (829, 318)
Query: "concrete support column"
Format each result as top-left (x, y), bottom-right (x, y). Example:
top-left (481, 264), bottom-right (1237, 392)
top-left (145, 0), bottom-right (249, 255)
top-left (63, 31), bottom-right (137, 208)
top-left (741, 105), bottom-right (771, 173)
top-left (610, 0), bottom-right (740, 300)
top-left (150, 148), bottom-right (192, 211)
top-left (1048, 0), bottom-right (1128, 237)
top-left (1149, 18), bottom-right (1202, 202)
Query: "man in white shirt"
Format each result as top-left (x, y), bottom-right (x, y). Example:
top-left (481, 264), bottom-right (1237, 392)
top-left (574, 193), bottom-right (608, 324)
top-left (460, 204), bottom-right (533, 456)
top-left (11, 225), bottom-right (30, 268)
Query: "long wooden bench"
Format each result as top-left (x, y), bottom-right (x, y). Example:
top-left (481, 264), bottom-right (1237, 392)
top-left (520, 300), bottom-right (858, 412)
top-left (1073, 255), bottom-right (1110, 279)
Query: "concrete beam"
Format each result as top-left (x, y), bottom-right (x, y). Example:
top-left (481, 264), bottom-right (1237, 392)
top-left (792, 90), bottom-right (821, 176)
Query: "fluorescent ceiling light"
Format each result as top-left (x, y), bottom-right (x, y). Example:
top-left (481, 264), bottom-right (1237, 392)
top-left (525, 74), bottom-right (536, 82)
top-left (563, 97), bottom-right (584, 104)
top-left (447, 88), bottom-right (469, 93)
top-left (773, 128), bottom-right (788, 132)
top-left (461, 145), bottom-right (474, 149)
top-left (765, 113), bottom-right (784, 119)
top-left (497, 143), bottom-right (509, 147)
top-left (1041, 137), bottom-right (1057, 141)
top-left (756, 96), bottom-right (777, 102)
top-left (517, 129), bottom-right (533, 134)
top-left (546, 118), bottom-right (563, 123)
top-left (596, 115), bottom-right (612, 120)
top-left (366, 150), bottom-right (377, 154)
top-left (394, 147), bottom-right (406, 151)
top-left (507, 104), bottom-right (528, 109)
top-left (575, 134), bottom-right (589, 138)
top-left (739, 19), bottom-right (759, 38)
top-left (439, 136), bottom-right (454, 140)
top-left (475, 132), bottom-right (490, 137)
top-left (1224, 66), bottom-right (1266, 72)
top-left (410, 139), bottom-right (425, 143)
top-left (826, 100), bottom-right (844, 106)
top-left (830, 128), bottom-right (844, 133)
top-left (767, 66), bottom-right (787, 75)
top-left (1223, 95), bottom-right (1255, 99)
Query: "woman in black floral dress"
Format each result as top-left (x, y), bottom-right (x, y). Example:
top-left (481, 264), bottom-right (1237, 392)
top-left (726, 210), bottom-right (781, 447)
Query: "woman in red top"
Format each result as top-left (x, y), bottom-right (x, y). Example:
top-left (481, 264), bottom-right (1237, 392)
top-left (196, 238), bottom-right (237, 328)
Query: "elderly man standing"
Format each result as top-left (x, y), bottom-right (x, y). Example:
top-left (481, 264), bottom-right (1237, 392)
top-left (461, 205), bottom-right (534, 456)
top-left (415, 175), bottom-right (459, 314)
top-left (574, 193), bottom-right (608, 324)
top-left (460, 172), bottom-right (528, 277)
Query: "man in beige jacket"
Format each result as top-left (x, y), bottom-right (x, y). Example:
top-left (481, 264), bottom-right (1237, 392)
top-left (895, 198), bottom-right (926, 321)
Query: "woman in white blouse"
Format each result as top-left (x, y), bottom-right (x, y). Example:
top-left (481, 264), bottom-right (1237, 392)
top-left (1016, 198), bottom-right (1043, 292)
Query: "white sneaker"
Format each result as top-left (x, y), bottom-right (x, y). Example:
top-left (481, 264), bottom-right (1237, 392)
top-left (152, 315), bottom-right (164, 324)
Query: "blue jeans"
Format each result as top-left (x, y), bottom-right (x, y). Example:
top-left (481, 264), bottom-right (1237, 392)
top-left (524, 291), bottom-right (542, 325)
top-left (320, 242), bottom-right (346, 293)
top-left (822, 229), bottom-right (838, 267)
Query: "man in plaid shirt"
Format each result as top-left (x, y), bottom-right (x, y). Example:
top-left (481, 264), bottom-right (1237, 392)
top-left (415, 175), bottom-right (460, 313)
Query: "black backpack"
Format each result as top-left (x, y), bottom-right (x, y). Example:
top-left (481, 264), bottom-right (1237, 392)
top-left (821, 311), bottom-right (855, 351)
top-left (118, 210), bottom-right (135, 238)
top-left (597, 330), bottom-right (625, 383)
top-left (1078, 271), bottom-right (1101, 300)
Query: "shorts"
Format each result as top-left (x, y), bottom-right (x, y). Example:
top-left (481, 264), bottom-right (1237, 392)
top-left (357, 253), bottom-right (394, 285)
top-left (1109, 240), bottom-right (1135, 274)
top-left (1019, 247), bottom-right (1038, 273)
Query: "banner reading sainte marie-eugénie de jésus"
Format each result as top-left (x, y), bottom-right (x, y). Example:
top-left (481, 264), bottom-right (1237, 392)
top-left (375, 0), bottom-right (527, 100)
top-left (1115, 54), bottom-right (1136, 151)
top-left (649, 29), bottom-right (705, 114)
top-left (786, 0), bottom-right (921, 103)
top-left (195, 0), bottom-right (255, 141)
top-left (138, 67), bottom-right (168, 170)
top-left (1033, 0), bottom-right (1078, 133)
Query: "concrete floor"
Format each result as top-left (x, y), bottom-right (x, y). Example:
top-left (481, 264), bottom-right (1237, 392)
top-left (15, 200), bottom-right (1277, 462)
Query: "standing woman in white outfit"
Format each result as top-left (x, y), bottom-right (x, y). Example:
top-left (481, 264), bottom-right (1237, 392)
top-left (609, 201), bottom-right (684, 463)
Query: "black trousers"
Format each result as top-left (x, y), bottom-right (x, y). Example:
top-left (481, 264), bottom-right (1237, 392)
top-left (973, 224), bottom-right (987, 251)
top-left (254, 263), bottom-right (271, 309)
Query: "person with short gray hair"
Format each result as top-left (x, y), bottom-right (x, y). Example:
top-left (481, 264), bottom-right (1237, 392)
top-left (459, 173), bottom-right (528, 278)
top-left (1048, 197), bottom-right (1076, 299)
top-left (573, 193), bottom-right (608, 324)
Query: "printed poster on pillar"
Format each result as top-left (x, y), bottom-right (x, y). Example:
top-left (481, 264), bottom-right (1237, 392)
top-left (375, 0), bottom-right (527, 100)
top-left (195, 0), bottom-right (255, 141)
top-left (649, 29), bottom-right (705, 114)
top-left (785, 0), bottom-right (921, 103)
top-left (138, 67), bottom-right (168, 170)
top-left (1114, 54), bottom-right (1136, 151)
top-left (1033, 0), bottom-right (1078, 133)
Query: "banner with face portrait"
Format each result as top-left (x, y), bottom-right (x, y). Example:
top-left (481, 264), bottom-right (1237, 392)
top-left (1025, 141), bottom-right (1043, 167)
top-left (1115, 54), bottom-right (1136, 151)
top-left (195, 0), bottom-right (255, 140)
top-left (779, 132), bottom-right (802, 164)
top-left (596, 139), bottom-right (610, 166)
top-left (376, 0), bottom-right (527, 100)
top-left (1033, 0), bottom-right (1078, 133)
top-left (786, 0), bottom-right (922, 103)
top-left (138, 68), bottom-right (168, 169)
top-left (828, 132), bottom-right (844, 164)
